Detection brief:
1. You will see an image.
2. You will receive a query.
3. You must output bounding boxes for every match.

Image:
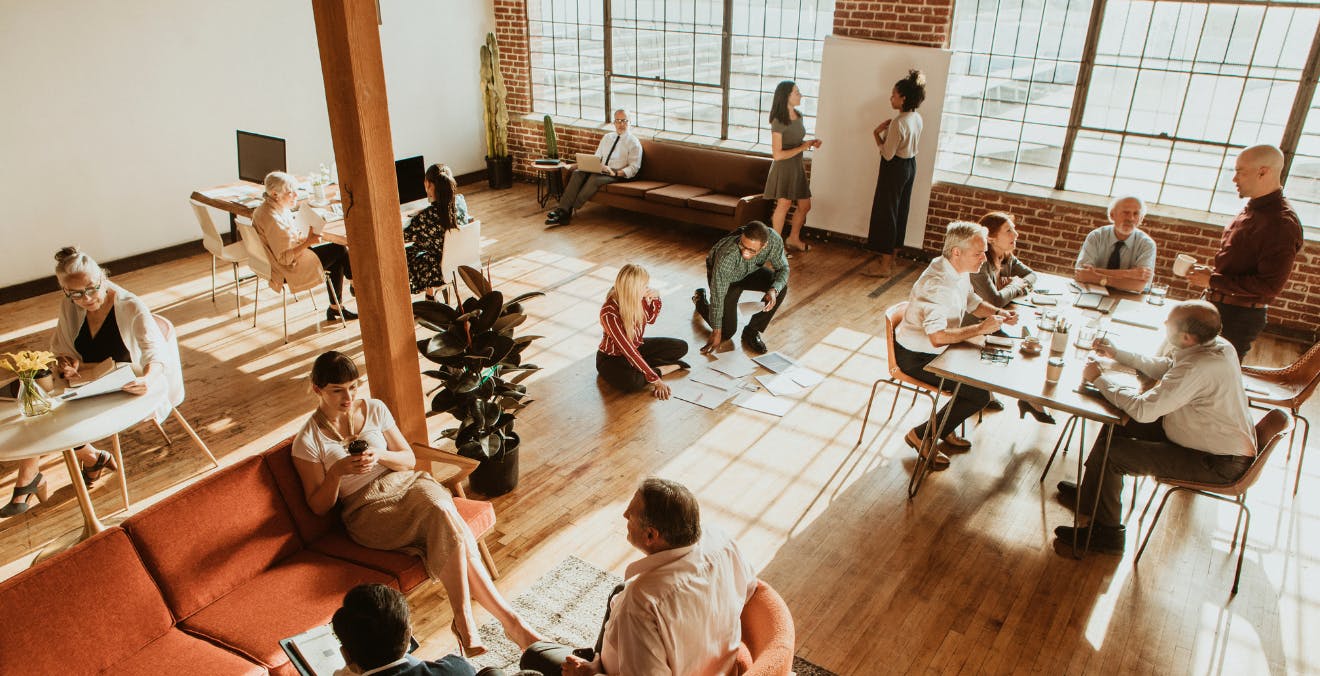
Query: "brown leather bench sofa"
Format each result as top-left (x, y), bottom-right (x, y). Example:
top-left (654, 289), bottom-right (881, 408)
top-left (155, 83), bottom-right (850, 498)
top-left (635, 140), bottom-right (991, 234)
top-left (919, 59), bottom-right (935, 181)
top-left (590, 139), bottom-right (774, 231)
top-left (0, 439), bottom-right (496, 675)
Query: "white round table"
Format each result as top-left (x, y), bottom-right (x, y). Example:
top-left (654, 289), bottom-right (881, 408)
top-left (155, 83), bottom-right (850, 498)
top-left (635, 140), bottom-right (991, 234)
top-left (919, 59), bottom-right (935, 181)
top-left (0, 386), bottom-right (167, 538)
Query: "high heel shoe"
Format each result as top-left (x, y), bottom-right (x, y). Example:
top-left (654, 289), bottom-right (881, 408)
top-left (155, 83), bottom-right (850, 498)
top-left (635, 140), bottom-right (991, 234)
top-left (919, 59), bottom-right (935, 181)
top-left (1017, 399), bottom-right (1056, 425)
top-left (81, 450), bottom-right (118, 487)
top-left (451, 621), bottom-right (487, 658)
top-left (1, 473), bottom-right (49, 517)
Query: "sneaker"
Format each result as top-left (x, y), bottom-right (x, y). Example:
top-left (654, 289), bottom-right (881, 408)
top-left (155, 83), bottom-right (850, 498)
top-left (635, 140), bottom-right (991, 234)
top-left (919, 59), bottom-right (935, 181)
top-left (904, 429), bottom-right (950, 471)
top-left (1053, 524), bottom-right (1126, 555)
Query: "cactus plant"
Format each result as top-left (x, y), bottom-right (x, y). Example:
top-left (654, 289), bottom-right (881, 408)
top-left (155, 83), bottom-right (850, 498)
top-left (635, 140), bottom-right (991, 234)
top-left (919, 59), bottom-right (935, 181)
top-left (479, 32), bottom-right (509, 159)
top-left (543, 115), bottom-right (558, 159)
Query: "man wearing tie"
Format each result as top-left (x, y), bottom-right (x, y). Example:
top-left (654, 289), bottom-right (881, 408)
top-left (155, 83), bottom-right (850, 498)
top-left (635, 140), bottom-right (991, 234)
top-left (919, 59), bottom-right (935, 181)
top-left (1074, 195), bottom-right (1156, 293)
top-left (546, 109), bottom-right (643, 226)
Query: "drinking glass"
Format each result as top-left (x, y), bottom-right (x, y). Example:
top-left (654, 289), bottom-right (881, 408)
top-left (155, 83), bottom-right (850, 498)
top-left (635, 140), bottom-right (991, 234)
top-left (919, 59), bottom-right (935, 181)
top-left (1148, 282), bottom-right (1168, 306)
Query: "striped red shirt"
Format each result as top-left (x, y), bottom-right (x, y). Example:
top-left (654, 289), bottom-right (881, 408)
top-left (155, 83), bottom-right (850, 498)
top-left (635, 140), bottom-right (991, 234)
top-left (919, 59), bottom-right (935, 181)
top-left (598, 295), bottom-right (662, 382)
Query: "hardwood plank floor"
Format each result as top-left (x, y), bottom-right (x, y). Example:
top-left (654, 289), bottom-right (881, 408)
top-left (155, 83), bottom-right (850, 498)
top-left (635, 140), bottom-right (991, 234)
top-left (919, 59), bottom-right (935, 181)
top-left (2, 183), bottom-right (1316, 675)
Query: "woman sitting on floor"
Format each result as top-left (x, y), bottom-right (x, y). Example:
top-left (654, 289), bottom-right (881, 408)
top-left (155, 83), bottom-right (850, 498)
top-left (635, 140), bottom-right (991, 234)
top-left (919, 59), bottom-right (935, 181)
top-left (291, 351), bottom-right (541, 656)
top-left (404, 164), bottom-right (463, 300)
top-left (251, 171), bottom-right (356, 321)
top-left (596, 263), bottom-right (689, 400)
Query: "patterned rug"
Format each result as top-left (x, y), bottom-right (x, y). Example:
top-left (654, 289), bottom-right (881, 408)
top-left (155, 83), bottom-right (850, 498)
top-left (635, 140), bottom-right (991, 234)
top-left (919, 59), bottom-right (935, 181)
top-left (469, 556), bottom-right (838, 675)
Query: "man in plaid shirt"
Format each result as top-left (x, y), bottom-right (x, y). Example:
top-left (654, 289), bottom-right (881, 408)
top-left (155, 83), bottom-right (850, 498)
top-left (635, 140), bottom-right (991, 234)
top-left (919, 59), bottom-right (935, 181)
top-left (692, 221), bottom-right (790, 354)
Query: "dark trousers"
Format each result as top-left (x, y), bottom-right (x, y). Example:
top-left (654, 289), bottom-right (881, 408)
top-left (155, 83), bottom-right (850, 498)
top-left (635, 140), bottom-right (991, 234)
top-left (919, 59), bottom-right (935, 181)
top-left (700, 266), bottom-right (788, 337)
top-left (1079, 418), bottom-right (1252, 527)
top-left (557, 171), bottom-right (619, 211)
top-left (311, 242), bottom-right (352, 302)
top-left (1212, 301), bottom-right (1267, 361)
top-left (866, 155), bottom-right (916, 254)
top-left (520, 641), bottom-right (589, 676)
top-left (596, 338), bottom-right (690, 392)
top-left (893, 340), bottom-right (990, 438)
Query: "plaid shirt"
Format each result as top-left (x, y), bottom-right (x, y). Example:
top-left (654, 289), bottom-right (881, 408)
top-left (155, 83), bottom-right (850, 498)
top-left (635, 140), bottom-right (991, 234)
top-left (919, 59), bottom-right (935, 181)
top-left (706, 229), bottom-right (790, 330)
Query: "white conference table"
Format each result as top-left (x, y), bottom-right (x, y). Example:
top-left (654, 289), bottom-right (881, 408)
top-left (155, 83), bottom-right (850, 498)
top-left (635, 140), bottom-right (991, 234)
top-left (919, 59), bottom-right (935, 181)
top-left (0, 386), bottom-right (168, 539)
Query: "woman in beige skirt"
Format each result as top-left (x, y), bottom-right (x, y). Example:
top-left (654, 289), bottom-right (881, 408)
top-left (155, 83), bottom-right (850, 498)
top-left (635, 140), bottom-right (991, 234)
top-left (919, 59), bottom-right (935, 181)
top-left (291, 351), bottom-right (540, 657)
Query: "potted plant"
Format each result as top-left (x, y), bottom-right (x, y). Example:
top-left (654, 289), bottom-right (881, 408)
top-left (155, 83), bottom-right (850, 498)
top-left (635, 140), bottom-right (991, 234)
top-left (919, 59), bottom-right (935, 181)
top-left (480, 32), bottom-right (513, 189)
top-left (414, 266), bottom-right (543, 496)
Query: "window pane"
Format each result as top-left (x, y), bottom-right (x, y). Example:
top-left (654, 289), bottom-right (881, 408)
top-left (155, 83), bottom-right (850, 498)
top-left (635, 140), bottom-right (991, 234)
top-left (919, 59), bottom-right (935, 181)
top-left (528, 0), bottom-right (606, 121)
top-left (1291, 87), bottom-right (1320, 237)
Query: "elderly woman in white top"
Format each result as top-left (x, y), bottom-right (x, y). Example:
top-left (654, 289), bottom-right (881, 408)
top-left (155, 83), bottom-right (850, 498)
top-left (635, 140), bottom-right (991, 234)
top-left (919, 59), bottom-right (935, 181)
top-left (251, 171), bottom-right (356, 321)
top-left (2, 247), bottom-right (179, 517)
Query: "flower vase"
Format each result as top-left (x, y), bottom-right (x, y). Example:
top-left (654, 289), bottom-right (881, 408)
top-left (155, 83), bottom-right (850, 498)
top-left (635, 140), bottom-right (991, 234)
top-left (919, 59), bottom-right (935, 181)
top-left (16, 376), bottom-right (54, 417)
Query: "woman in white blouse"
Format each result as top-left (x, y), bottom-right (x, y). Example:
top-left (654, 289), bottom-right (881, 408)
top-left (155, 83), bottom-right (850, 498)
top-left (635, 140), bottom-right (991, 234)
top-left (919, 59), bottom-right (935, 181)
top-left (291, 351), bottom-right (540, 657)
top-left (866, 69), bottom-right (927, 276)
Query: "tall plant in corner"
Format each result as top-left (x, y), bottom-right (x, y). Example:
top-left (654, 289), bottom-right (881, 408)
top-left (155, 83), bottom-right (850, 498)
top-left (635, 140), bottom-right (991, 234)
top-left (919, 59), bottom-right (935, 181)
top-left (480, 32), bottom-right (513, 189)
top-left (414, 266), bottom-right (542, 496)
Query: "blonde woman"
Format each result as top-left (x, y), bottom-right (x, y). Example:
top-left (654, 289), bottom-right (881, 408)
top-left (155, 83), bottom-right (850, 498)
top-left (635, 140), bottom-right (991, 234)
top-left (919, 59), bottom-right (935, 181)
top-left (596, 264), bottom-right (689, 399)
top-left (251, 171), bottom-right (356, 321)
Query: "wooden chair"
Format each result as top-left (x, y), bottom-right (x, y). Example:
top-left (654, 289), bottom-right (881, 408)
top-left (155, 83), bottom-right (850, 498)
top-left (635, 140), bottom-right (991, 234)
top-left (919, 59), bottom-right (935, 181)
top-left (412, 442), bottom-right (501, 578)
top-left (857, 301), bottom-right (962, 446)
top-left (235, 219), bottom-right (346, 343)
top-left (190, 200), bottom-right (248, 318)
top-left (1241, 341), bottom-right (1320, 495)
top-left (1133, 408), bottom-right (1293, 595)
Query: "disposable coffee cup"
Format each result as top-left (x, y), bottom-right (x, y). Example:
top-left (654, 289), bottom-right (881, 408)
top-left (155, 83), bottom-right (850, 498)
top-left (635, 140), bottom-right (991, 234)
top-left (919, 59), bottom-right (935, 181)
top-left (1173, 253), bottom-right (1196, 277)
top-left (1045, 357), bottom-right (1065, 383)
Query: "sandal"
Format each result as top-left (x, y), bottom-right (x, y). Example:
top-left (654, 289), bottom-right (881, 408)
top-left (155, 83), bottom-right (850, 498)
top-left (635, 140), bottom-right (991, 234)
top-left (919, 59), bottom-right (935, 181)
top-left (81, 450), bottom-right (118, 487)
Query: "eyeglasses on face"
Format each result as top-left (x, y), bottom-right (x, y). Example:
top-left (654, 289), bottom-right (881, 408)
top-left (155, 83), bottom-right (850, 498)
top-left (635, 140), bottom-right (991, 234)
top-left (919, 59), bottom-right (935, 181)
top-left (737, 238), bottom-right (763, 256)
top-left (64, 278), bottom-right (104, 300)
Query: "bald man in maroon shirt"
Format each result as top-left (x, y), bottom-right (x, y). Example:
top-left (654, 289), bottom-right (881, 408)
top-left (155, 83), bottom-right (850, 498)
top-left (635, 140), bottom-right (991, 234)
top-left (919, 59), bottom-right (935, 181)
top-left (1187, 145), bottom-right (1303, 360)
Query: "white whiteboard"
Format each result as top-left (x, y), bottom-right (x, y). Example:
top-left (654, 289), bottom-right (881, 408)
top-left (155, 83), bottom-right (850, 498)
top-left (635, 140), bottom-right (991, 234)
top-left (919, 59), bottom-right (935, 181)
top-left (808, 35), bottom-right (951, 246)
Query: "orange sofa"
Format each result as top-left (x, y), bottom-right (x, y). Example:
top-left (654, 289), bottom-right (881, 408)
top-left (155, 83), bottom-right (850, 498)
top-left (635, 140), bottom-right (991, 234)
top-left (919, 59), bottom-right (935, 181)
top-left (0, 439), bottom-right (496, 675)
top-left (590, 139), bottom-right (775, 231)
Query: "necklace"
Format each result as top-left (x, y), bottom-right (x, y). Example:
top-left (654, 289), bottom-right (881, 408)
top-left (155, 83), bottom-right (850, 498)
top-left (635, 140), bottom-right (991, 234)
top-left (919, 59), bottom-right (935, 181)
top-left (316, 401), bottom-right (363, 444)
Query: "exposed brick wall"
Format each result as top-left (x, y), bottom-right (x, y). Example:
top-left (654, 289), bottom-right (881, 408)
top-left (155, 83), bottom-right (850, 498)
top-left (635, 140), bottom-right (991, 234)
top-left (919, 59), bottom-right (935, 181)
top-left (925, 183), bottom-right (1319, 336)
top-left (833, 0), bottom-right (952, 47)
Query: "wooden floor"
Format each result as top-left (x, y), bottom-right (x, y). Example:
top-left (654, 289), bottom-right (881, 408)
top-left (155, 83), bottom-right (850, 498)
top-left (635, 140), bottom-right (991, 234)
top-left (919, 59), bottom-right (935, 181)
top-left (2, 183), bottom-right (1316, 675)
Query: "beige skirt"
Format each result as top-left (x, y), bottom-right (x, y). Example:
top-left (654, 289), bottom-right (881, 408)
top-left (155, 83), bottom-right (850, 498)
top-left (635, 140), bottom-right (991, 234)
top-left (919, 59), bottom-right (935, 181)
top-left (340, 470), bottom-right (465, 581)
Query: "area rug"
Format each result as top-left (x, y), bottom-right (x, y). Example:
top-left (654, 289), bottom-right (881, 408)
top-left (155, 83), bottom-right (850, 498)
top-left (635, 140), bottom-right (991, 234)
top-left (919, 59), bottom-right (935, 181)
top-left (469, 556), bottom-right (838, 675)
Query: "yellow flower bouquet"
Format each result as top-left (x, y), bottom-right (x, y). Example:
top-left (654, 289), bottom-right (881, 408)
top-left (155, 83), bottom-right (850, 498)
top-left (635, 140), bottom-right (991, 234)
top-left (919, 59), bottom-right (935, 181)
top-left (1, 350), bottom-right (58, 417)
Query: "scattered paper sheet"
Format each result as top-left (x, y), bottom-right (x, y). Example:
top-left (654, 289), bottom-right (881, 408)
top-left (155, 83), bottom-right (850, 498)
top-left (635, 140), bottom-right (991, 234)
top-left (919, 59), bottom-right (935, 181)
top-left (734, 392), bottom-right (792, 417)
top-left (671, 380), bottom-right (738, 410)
top-left (711, 352), bottom-right (758, 378)
top-left (690, 369), bottom-right (738, 391)
top-left (755, 372), bottom-right (804, 397)
top-left (788, 367), bottom-right (824, 387)
top-left (59, 363), bottom-right (136, 401)
top-left (752, 351), bottom-right (797, 373)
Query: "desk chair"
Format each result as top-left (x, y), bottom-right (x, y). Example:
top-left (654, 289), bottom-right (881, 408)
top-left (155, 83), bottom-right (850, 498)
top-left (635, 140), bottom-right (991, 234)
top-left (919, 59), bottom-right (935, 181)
top-left (235, 219), bottom-right (346, 343)
top-left (436, 219), bottom-right (483, 305)
top-left (1133, 408), bottom-right (1292, 595)
top-left (857, 301), bottom-right (966, 446)
top-left (1241, 341), bottom-right (1320, 496)
top-left (190, 200), bottom-right (248, 318)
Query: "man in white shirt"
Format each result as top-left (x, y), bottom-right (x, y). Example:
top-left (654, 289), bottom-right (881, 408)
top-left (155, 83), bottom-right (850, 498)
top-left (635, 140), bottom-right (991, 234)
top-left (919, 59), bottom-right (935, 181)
top-left (895, 221), bottom-right (1018, 470)
top-left (1055, 300), bottom-right (1256, 554)
top-left (1073, 195), bottom-right (1157, 293)
top-left (547, 109), bottom-right (644, 226)
top-left (520, 478), bottom-right (758, 676)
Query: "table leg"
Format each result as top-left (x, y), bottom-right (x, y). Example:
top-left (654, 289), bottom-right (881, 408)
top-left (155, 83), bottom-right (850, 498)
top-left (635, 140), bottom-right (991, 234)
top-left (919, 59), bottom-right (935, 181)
top-left (111, 433), bottom-right (129, 512)
top-left (62, 448), bottom-right (104, 539)
top-left (1076, 422), bottom-right (1115, 558)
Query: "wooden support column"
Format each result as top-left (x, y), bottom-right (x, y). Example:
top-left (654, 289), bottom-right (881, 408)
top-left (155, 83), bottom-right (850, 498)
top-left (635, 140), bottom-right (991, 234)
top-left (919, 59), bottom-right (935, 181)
top-left (311, 1), bottom-right (426, 444)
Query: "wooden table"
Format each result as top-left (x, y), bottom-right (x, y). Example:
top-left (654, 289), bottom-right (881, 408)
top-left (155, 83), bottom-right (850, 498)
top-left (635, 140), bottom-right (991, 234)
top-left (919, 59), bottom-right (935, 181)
top-left (191, 180), bottom-right (425, 247)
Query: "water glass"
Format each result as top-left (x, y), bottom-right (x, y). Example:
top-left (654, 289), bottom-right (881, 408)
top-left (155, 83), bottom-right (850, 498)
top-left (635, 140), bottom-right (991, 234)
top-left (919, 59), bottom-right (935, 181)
top-left (1037, 310), bottom-right (1058, 331)
top-left (1148, 282), bottom-right (1168, 306)
top-left (1074, 327), bottom-right (1097, 350)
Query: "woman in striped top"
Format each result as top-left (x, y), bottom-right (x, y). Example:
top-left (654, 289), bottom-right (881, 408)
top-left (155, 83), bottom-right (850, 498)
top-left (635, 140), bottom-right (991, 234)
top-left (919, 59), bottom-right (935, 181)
top-left (596, 264), bottom-right (689, 399)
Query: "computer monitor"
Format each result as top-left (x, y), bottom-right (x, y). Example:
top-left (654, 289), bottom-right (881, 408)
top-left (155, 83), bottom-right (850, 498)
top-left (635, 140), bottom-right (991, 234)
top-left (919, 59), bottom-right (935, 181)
top-left (237, 131), bottom-right (287, 184)
top-left (395, 155), bottom-right (426, 204)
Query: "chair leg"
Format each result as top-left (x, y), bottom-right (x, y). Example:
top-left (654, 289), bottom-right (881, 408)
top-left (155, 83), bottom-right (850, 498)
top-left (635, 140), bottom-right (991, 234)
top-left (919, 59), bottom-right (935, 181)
top-left (1231, 498), bottom-right (1251, 595)
top-left (281, 288), bottom-right (289, 343)
top-left (857, 379), bottom-right (885, 445)
top-left (210, 257), bottom-right (217, 303)
top-left (151, 418), bottom-right (173, 446)
top-left (171, 408), bottom-right (220, 467)
top-left (1137, 479), bottom-right (1162, 523)
top-left (1134, 485), bottom-right (1182, 564)
top-left (231, 263), bottom-right (242, 318)
top-left (477, 538), bottom-right (500, 579)
top-left (325, 273), bottom-right (347, 329)
top-left (1294, 412), bottom-right (1309, 496)
top-left (251, 276), bottom-right (261, 328)
top-left (111, 433), bottom-right (130, 512)
top-left (885, 381), bottom-right (903, 421)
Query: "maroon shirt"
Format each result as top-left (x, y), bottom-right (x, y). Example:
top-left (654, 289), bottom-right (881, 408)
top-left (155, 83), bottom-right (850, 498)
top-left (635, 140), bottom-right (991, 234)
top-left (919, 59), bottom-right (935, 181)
top-left (1210, 189), bottom-right (1303, 304)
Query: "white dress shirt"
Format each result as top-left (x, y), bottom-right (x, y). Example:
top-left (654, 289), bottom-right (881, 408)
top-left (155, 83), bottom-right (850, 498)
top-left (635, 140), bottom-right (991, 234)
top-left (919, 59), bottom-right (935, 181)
top-left (896, 256), bottom-right (982, 354)
top-left (880, 111), bottom-right (922, 160)
top-left (598, 525), bottom-right (757, 676)
top-left (1094, 336), bottom-right (1256, 457)
top-left (595, 131), bottom-right (644, 179)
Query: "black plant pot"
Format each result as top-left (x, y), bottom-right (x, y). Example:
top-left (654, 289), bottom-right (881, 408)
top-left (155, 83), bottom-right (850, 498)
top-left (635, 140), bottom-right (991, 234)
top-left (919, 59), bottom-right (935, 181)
top-left (485, 155), bottom-right (514, 190)
top-left (470, 433), bottom-right (520, 497)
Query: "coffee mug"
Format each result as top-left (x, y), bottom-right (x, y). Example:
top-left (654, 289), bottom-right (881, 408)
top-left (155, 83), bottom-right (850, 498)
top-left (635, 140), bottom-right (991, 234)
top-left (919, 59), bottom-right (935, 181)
top-left (1173, 253), bottom-right (1196, 277)
top-left (1045, 357), bottom-right (1065, 383)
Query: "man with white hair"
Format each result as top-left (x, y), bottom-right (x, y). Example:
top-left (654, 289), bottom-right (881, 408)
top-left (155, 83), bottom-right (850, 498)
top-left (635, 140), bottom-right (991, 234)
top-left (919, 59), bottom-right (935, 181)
top-left (546, 109), bottom-right (643, 226)
top-left (893, 221), bottom-right (1019, 469)
top-left (1074, 195), bottom-right (1156, 293)
top-left (1187, 144), bottom-right (1304, 359)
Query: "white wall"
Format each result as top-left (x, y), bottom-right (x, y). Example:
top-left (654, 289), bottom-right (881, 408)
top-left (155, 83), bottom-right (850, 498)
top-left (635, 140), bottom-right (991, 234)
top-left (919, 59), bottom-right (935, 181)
top-left (0, 0), bottom-right (491, 288)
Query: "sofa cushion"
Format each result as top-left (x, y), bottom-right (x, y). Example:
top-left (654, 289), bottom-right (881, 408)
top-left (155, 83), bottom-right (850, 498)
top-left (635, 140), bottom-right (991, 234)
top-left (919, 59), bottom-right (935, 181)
top-left (646, 184), bottom-right (713, 207)
top-left (180, 550), bottom-right (392, 674)
top-left (310, 531), bottom-right (430, 592)
top-left (107, 628), bottom-right (266, 676)
top-left (455, 497), bottom-right (497, 537)
top-left (124, 456), bottom-right (304, 619)
top-left (0, 528), bottom-right (175, 674)
top-left (687, 193), bottom-right (742, 216)
top-left (603, 179), bottom-right (671, 198)
top-left (634, 140), bottom-right (772, 197)
top-left (262, 438), bottom-right (339, 544)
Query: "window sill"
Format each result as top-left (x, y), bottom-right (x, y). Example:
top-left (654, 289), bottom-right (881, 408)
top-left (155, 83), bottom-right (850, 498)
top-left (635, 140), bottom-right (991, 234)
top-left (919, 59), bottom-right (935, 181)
top-left (522, 113), bottom-right (771, 158)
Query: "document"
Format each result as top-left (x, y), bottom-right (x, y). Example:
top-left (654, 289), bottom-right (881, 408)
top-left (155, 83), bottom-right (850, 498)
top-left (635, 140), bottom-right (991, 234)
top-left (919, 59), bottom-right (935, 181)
top-left (281, 624), bottom-right (345, 676)
top-left (690, 369), bottom-right (738, 391)
top-left (752, 351), bottom-right (797, 373)
top-left (66, 359), bottom-right (116, 386)
top-left (59, 363), bottom-right (135, 401)
top-left (755, 372), bottom-right (804, 397)
top-left (671, 379), bottom-right (738, 410)
top-left (711, 352), bottom-right (758, 378)
top-left (734, 392), bottom-right (792, 417)
top-left (1110, 299), bottom-right (1166, 330)
top-left (788, 367), bottom-right (824, 387)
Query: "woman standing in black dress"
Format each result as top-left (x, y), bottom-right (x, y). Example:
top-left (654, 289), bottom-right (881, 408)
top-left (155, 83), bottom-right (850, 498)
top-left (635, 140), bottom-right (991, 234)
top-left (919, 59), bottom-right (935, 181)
top-left (404, 164), bottom-right (462, 299)
top-left (866, 70), bottom-right (927, 275)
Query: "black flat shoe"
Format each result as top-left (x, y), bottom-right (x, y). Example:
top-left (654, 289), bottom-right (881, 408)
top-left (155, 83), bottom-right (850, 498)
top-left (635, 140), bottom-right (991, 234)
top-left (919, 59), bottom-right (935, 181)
top-left (327, 307), bottom-right (359, 321)
top-left (0, 473), bottom-right (49, 518)
top-left (674, 359), bottom-right (691, 370)
top-left (1056, 480), bottom-right (1078, 511)
top-left (692, 289), bottom-right (709, 318)
top-left (741, 330), bottom-right (768, 354)
top-left (1018, 399), bottom-right (1056, 424)
top-left (1053, 524), bottom-right (1126, 555)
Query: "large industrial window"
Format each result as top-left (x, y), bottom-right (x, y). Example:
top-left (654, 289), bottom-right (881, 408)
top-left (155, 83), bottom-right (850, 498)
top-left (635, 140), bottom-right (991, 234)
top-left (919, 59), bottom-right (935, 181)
top-left (527, 0), bottom-right (833, 148)
top-left (939, 0), bottom-right (1320, 228)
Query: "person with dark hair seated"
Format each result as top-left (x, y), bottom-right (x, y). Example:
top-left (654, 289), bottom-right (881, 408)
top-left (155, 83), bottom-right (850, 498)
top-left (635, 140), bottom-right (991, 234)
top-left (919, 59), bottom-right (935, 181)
top-left (405, 164), bottom-right (464, 300)
top-left (331, 584), bottom-right (483, 676)
top-left (520, 478), bottom-right (757, 676)
top-left (693, 220), bottom-right (790, 355)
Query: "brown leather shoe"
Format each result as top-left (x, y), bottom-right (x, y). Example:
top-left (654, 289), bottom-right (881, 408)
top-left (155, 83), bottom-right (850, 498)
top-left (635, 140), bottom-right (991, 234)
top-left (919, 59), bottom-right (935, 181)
top-left (940, 433), bottom-right (972, 451)
top-left (904, 429), bottom-right (950, 471)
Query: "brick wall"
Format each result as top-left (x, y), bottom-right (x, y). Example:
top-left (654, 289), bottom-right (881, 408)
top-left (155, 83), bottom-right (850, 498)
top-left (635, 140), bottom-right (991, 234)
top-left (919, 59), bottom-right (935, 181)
top-left (492, 0), bottom-right (1317, 338)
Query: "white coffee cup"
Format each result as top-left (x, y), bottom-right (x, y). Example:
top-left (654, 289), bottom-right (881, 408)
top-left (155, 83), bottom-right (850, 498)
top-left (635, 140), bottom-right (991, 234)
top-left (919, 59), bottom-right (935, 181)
top-left (1173, 253), bottom-right (1196, 277)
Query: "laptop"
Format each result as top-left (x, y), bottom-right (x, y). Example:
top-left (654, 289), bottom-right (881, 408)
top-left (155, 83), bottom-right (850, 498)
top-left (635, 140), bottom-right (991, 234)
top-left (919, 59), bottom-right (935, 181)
top-left (575, 152), bottom-right (605, 173)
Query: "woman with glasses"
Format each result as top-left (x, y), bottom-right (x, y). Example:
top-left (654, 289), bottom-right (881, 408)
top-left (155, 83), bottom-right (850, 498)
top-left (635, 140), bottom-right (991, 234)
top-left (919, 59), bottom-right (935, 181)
top-left (252, 171), bottom-right (356, 321)
top-left (2, 247), bottom-right (178, 517)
